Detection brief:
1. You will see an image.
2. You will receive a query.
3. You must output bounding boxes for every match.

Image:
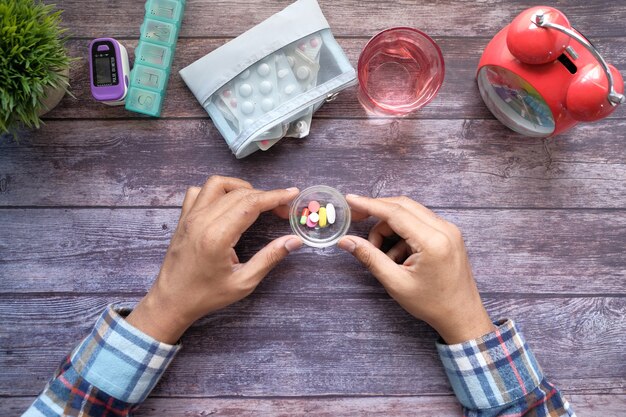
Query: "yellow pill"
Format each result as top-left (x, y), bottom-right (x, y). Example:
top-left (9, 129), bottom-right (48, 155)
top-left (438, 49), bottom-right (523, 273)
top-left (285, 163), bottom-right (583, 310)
top-left (318, 206), bottom-right (327, 227)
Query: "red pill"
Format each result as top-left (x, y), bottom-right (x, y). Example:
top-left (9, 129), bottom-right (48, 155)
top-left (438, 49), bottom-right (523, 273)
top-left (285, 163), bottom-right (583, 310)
top-left (307, 200), bottom-right (320, 213)
top-left (299, 208), bottom-right (310, 225)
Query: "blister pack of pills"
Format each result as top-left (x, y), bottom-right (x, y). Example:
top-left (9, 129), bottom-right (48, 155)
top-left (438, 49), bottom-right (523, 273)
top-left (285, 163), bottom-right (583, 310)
top-left (180, 0), bottom-right (356, 158)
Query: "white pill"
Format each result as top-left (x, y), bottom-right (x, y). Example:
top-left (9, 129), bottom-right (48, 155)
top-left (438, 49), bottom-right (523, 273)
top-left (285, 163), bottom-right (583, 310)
top-left (287, 56), bottom-right (295, 68)
top-left (326, 203), bottom-right (336, 224)
top-left (241, 101), bottom-right (254, 115)
top-left (239, 69), bottom-right (250, 80)
top-left (257, 63), bottom-right (271, 76)
top-left (259, 80), bottom-right (273, 95)
top-left (261, 98), bottom-right (274, 112)
top-left (309, 212), bottom-right (319, 223)
top-left (239, 83), bottom-right (253, 97)
top-left (277, 69), bottom-right (289, 79)
top-left (295, 120), bottom-right (307, 133)
top-left (284, 84), bottom-right (296, 95)
top-left (296, 66), bottom-right (310, 80)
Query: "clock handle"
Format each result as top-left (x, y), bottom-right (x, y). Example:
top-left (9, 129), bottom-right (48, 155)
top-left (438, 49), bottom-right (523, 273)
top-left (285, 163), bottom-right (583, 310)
top-left (534, 13), bottom-right (625, 106)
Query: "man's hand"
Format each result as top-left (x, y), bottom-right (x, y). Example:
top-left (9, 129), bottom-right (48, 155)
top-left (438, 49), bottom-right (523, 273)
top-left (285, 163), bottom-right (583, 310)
top-left (338, 195), bottom-right (494, 344)
top-left (127, 176), bottom-right (302, 344)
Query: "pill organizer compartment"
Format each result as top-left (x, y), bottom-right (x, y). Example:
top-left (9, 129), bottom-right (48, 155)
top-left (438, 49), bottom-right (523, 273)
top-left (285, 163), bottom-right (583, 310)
top-left (140, 18), bottom-right (178, 46)
top-left (145, 0), bottom-right (185, 24)
top-left (289, 185), bottom-right (351, 248)
top-left (180, 0), bottom-right (357, 158)
top-left (126, 0), bottom-right (185, 117)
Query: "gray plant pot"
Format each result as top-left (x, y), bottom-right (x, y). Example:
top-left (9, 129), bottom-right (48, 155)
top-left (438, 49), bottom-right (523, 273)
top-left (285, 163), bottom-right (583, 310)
top-left (37, 67), bottom-right (70, 117)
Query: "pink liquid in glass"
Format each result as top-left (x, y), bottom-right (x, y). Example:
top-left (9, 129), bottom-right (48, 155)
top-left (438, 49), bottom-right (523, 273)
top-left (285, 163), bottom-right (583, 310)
top-left (358, 27), bottom-right (445, 116)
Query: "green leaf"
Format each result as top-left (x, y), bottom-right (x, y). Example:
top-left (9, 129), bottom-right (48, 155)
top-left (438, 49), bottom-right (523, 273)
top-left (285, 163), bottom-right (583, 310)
top-left (0, 0), bottom-right (71, 136)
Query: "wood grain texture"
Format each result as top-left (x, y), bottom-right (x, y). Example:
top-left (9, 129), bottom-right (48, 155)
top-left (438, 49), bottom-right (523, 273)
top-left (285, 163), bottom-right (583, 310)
top-left (50, 0), bottom-right (626, 38)
top-left (0, 209), bottom-right (624, 294)
top-left (1, 295), bottom-right (624, 396)
top-left (40, 38), bottom-right (626, 120)
top-left (2, 119), bottom-right (625, 208)
top-left (5, 394), bottom-right (625, 417)
top-left (1, 0), bottom-right (625, 411)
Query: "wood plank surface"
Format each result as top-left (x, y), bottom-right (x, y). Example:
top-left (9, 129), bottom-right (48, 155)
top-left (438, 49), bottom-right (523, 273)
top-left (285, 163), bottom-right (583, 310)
top-left (2, 119), bottom-right (625, 208)
top-left (50, 0), bottom-right (626, 38)
top-left (1, 0), bottom-right (625, 413)
top-left (4, 394), bottom-right (625, 417)
top-left (39, 38), bottom-right (626, 121)
top-left (0, 209), bottom-right (624, 294)
top-left (1, 295), bottom-right (624, 396)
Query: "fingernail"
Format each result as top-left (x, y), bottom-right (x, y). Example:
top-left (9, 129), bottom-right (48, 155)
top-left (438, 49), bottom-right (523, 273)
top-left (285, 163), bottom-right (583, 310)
top-left (286, 187), bottom-right (299, 193)
top-left (284, 237), bottom-right (302, 253)
top-left (346, 194), bottom-right (361, 199)
top-left (339, 238), bottom-right (356, 253)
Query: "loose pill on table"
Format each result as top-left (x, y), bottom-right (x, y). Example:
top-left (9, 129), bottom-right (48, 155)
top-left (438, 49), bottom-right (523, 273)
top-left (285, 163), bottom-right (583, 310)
top-left (318, 206), bottom-right (327, 227)
top-left (326, 203), bottom-right (336, 224)
top-left (306, 216), bottom-right (317, 228)
top-left (307, 200), bottom-right (320, 213)
top-left (300, 208), bottom-right (310, 225)
top-left (309, 212), bottom-right (320, 223)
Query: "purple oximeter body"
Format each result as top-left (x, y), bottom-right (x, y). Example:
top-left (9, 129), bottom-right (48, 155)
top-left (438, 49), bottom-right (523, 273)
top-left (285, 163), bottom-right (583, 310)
top-left (89, 38), bottom-right (130, 104)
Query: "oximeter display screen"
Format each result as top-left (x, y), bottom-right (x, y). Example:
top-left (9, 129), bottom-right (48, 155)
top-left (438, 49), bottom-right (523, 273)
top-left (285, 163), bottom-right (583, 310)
top-left (95, 57), bottom-right (112, 85)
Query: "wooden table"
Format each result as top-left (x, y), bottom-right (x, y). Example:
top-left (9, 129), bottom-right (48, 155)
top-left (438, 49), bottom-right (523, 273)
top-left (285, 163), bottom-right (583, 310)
top-left (1, 1), bottom-right (625, 415)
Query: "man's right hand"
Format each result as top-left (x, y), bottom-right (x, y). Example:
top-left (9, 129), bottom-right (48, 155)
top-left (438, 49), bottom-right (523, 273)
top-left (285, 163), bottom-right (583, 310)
top-left (338, 195), bottom-right (494, 344)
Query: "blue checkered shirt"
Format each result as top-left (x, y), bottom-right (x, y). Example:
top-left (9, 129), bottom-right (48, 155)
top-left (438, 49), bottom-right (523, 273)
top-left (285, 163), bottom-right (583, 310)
top-left (23, 306), bottom-right (574, 416)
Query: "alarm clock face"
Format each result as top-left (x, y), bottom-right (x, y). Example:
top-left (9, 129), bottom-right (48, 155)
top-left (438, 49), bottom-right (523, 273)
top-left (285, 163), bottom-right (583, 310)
top-left (477, 66), bottom-right (555, 137)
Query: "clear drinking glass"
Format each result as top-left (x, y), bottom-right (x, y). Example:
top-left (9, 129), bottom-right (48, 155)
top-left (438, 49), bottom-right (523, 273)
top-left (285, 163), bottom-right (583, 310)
top-left (357, 27), bottom-right (445, 116)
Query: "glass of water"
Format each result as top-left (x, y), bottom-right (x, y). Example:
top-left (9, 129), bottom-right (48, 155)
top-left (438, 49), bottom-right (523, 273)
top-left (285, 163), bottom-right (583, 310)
top-left (357, 27), bottom-right (445, 116)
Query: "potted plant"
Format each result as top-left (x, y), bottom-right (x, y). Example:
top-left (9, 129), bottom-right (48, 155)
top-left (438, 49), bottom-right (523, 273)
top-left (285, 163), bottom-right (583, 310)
top-left (0, 0), bottom-right (71, 136)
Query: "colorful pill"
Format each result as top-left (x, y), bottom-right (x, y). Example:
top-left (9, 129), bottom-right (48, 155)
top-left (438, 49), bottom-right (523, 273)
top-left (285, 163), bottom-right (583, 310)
top-left (299, 208), bottom-right (310, 225)
top-left (318, 207), bottom-right (327, 227)
top-left (306, 216), bottom-right (317, 228)
top-left (308, 200), bottom-right (320, 213)
top-left (326, 203), bottom-right (336, 224)
top-left (309, 212), bottom-right (319, 223)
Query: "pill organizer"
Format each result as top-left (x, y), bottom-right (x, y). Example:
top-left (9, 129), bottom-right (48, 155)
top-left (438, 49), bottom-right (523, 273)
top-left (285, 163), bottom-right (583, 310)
top-left (289, 186), bottom-right (351, 248)
top-left (125, 0), bottom-right (186, 117)
top-left (180, 0), bottom-right (357, 158)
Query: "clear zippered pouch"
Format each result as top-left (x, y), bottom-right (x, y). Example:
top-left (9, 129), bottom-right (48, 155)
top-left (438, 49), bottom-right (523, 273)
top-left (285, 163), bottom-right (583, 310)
top-left (179, 0), bottom-right (356, 158)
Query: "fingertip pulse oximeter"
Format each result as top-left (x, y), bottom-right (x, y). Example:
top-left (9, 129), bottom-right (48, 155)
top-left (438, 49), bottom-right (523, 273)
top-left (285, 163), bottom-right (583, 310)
top-left (89, 38), bottom-right (130, 105)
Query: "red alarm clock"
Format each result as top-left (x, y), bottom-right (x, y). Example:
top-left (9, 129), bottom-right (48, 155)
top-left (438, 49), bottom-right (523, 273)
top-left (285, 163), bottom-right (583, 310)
top-left (477, 6), bottom-right (624, 137)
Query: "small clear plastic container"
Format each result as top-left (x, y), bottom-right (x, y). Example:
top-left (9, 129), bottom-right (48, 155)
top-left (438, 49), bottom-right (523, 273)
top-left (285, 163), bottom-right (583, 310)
top-left (289, 186), bottom-right (351, 248)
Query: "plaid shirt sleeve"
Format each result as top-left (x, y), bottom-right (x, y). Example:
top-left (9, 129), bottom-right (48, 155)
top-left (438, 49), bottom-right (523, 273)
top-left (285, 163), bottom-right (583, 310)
top-left (22, 305), bottom-right (181, 417)
top-left (437, 319), bottom-right (576, 417)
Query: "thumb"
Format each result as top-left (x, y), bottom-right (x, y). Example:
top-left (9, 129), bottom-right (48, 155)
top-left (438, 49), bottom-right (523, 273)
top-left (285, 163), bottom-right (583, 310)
top-left (235, 235), bottom-right (303, 284)
top-left (338, 235), bottom-right (399, 285)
